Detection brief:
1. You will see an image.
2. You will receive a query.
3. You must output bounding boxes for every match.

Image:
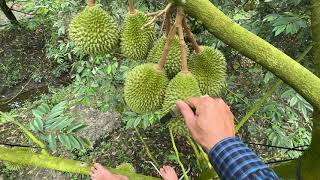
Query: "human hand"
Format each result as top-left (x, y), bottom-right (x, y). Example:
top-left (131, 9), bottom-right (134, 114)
top-left (176, 96), bottom-right (235, 152)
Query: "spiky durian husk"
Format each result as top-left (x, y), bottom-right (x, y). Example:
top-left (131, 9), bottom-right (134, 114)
top-left (124, 63), bottom-right (169, 113)
top-left (189, 46), bottom-right (227, 97)
top-left (121, 11), bottom-right (155, 60)
top-left (162, 72), bottom-right (201, 114)
top-left (167, 118), bottom-right (190, 137)
top-left (147, 36), bottom-right (189, 79)
top-left (69, 5), bottom-right (119, 54)
top-left (116, 163), bottom-right (136, 173)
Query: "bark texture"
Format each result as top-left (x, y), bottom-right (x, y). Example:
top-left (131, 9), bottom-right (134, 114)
top-left (0, 146), bottom-right (160, 180)
top-left (0, 0), bottom-right (18, 24)
top-left (178, 0), bottom-right (320, 110)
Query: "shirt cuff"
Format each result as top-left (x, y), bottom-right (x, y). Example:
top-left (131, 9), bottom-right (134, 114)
top-left (208, 137), bottom-right (270, 180)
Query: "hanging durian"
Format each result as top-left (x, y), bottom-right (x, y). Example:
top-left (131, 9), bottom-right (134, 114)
top-left (147, 36), bottom-right (189, 79)
top-left (69, 0), bottom-right (119, 55)
top-left (124, 63), bottom-right (169, 114)
top-left (121, 0), bottom-right (155, 60)
top-left (189, 46), bottom-right (227, 97)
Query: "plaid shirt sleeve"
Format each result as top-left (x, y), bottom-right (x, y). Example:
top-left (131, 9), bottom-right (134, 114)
top-left (208, 137), bottom-right (279, 180)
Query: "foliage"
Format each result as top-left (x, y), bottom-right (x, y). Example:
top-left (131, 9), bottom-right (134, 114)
top-left (29, 101), bottom-right (91, 152)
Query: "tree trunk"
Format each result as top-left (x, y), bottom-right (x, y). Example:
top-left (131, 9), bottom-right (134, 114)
top-left (0, 146), bottom-right (160, 180)
top-left (312, 0), bottom-right (320, 76)
top-left (0, 0), bottom-right (18, 25)
top-left (178, 0), bottom-right (320, 111)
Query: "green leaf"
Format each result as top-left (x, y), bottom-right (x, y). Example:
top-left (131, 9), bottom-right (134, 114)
top-left (46, 117), bottom-right (68, 130)
top-left (65, 123), bottom-right (87, 133)
top-left (47, 110), bottom-right (64, 121)
top-left (290, 96), bottom-right (298, 107)
top-left (47, 134), bottom-right (57, 152)
top-left (58, 134), bottom-right (71, 150)
top-left (37, 103), bottom-right (50, 114)
top-left (32, 109), bottom-right (44, 119)
top-left (68, 134), bottom-right (81, 150)
top-left (34, 117), bottom-right (44, 132)
top-left (56, 118), bottom-right (74, 130)
top-left (46, 116), bottom-right (63, 125)
top-left (78, 137), bottom-right (92, 149)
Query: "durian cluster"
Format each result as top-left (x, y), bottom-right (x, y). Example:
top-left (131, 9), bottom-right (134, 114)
top-left (68, 2), bottom-right (227, 137)
top-left (69, 4), bottom-right (155, 58)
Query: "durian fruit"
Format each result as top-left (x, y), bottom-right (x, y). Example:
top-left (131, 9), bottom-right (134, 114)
top-left (162, 72), bottom-right (201, 114)
top-left (69, 5), bottom-right (119, 54)
top-left (167, 118), bottom-right (190, 137)
top-left (189, 46), bottom-right (227, 97)
top-left (124, 63), bottom-right (169, 113)
top-left (121, 11), bottom-right (155, 60)
top-left (147, 36), bottom-right (189, 79)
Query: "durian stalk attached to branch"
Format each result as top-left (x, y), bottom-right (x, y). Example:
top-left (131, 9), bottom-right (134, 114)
top-left (143, 3), bottom-right (172, 29)
top-left (164, 5), bottom-right (173, 37)
top-left (157, 23), bottom-right (177, 71)
top-left (176, 7), bottom-right (188, 73)
top-left (87, 0), bottom-right (94, 7)
top-left (128, 0), bottom-right (135, 14)
top-left (183, 18), bottom-right (201, 54)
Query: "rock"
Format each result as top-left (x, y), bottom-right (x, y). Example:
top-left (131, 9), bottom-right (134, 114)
top-left (71, 106), bottom-right (121, 143)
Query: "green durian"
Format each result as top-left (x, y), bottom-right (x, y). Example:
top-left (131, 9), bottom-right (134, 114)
top-left (147, 36), bottom-right (189, 79)
top-left (167, 118), bottom-right (190, 137)
top-left (162, 72), bottom-right (201, 114)
top-left (121, 11), bottom-right (155, 60)
top-left (124, 63), bottom-right (169, 113)
top-left (189, 46), bottom-right (227, 97)
top-left (69, 5), bottom-right (119, 54)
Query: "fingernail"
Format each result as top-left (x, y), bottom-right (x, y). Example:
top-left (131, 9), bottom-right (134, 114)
top-left (201, 95), bottom-right (209, 97)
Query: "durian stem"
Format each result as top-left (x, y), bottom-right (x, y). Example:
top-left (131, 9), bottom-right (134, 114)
top-left (183, 18), bottom-right (201, 54)
top-left (164, 4), bottom-right (173, 37)
top-left (135, 128), bottom-right (160, 168)
top-left (144, 3), bottom-right (172, 29)
top-left (87, 0), bottom-right (94, 7)
top-left (169, 128), bottom-right (189, 180)
top-left (176, 8), bottom-right (188, 73)
top-left (157, 23), bottom-right (177, 70)
top-left (128, 0), bottom-right (135, 14)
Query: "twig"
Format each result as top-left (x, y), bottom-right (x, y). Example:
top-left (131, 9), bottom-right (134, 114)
top-left (169, 127), bottom-right (189, 180)
top-left (3, 78), bottom-right (32, 105)
top-left (128, 0), bottom-right (135, 14)
top-left (135, 128), bottom-right (160, 167)
top-left (143, 3), bottom-right (172, 29)
top-left (157, 23), bottom-right (177, 70)
top-left (176, 8), bottom-right (188, 73)
top-left (183, 18), bottom-right (201, 53)
top-left (164, 4), bottom-right (173, 37)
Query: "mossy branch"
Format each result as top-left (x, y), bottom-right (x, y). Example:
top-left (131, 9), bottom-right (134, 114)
top-left (12, 121), bottom-right (48, 155)
top-left (0, 146), bottom-right (160, 180)
top-left (135, 128), bottom-right (160, 168)
top-left (180, 0), bottom-right (320, 110)
top-left (169, 128), bottom-right (189, 180)
top-left (182, 18), bottom-right (201, 53)
top-left (311, 0), bottom-right (320, 76)
top-left (235, 45), bottom-right (313, 132)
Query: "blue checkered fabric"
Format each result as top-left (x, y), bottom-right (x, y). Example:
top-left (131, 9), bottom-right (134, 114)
top-left (208, 137), bottom-right (279, 180)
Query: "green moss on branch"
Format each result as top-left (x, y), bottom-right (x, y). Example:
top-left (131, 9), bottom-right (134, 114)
top-left (180, 0), bottom-right (320, 110)
top-left (0, 146), bottom-right (160, 180)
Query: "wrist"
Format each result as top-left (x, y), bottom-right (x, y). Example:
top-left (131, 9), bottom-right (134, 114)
top-left (203, 136), bottom-right (236, 152)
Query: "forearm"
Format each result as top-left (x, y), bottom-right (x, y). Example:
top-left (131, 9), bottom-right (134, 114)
top-left (208, 137), bottom-right (279, 180)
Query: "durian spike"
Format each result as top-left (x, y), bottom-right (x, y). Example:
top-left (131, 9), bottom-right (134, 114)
top-left (183, 17), bottom-right (201, 54)
top-left (143, 3), bottom-right (172, 29)
top-left (157, 23), bottom-right (177, 71)
top-left (87, 0), bottom-right (94, 7)
top-left (128, 0), bottom-right (135, 14)
top-left (176, 7), bottom-right (188, 73)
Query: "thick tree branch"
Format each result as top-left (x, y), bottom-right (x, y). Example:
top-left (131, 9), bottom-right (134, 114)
top-left (183, 18), bottom-right (201, 53)
top-left (311, 0), bottom-right (320, 76)
top-left (0, 0), bottom-right (19, 25)
top-left (0, 146), bottom-right (160, 179)
top-left (179, 0), bottom-right (320, 110)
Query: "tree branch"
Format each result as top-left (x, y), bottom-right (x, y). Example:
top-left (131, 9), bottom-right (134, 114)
top-left (176, 7), bottom-right (188, 72)
top-left (157, 23), bottom-right (177, 70)
top-left (143, 3), bottom-right (172, 29)
top-left (180, 0), bottom-right (320, 110)
top-left (182, 18), bottom-right (201, 53)
top-left (128, 0), bottom-right (135, 14)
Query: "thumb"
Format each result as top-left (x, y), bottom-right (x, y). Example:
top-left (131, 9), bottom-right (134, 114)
top-left (176, 100), bottom-right (196, 129)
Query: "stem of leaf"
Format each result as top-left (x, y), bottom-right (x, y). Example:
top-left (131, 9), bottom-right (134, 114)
top-left (169, 128), bottom-right (189, 180)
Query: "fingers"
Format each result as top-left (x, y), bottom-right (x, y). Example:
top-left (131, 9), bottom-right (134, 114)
top-left (186, 97), bottom-right (202, 109)
top-left (176, 100), bottom-right (196, 129)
